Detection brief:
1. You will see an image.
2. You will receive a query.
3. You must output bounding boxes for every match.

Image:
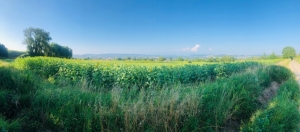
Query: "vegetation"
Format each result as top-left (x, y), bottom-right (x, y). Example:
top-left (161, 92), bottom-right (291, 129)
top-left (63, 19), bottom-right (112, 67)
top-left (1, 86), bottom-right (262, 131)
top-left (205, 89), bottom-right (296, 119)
top-left (176, 57), bottom-right (184, 61)
top-left (267, 52), bottom-right (279, 59)
top-left (282, 46), bottom-right (296, 59)
top-left (8, 50), bottom-right (27, 59)
top-left (48, 42), bottom-right (72, 58)
top-left (23, 27), bottom-right (52, 56)
top-left (0, 57), bottom-right (299, 131)
top-left (220, 55), bottom-right (235, 62)
top-left (157, 56), bottom-right (166, 61)
top-left (241, 78), bottom-right (300, 131)
top-left (23, 27), bottom-right (72, 58)
top-left (14, 57), bottom-right (260, 89)
top-left (0, 43), bottom-right (8, 58)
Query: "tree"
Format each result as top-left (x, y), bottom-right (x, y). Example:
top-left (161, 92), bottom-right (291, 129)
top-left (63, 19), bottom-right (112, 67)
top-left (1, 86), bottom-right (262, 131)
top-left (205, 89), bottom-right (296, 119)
top-left (157, 56), bottom-right (166, 61)
top-left (207, 57), bottom-right (217, 62)
top-left (23, 27), bottom-right (52, 56)
top-left (48, 42), bottom-right (73, 58)
top-left (267, 52), bottom-right (278, 59)
top-left (176, 57), bottom-right (184, 61)
top-left (0, 43), bottom-right (8, 57)
top-left (282, 46), bottom-right (296, 59)
top-left (260, 53), bottom-right (267, 60)
top-left (220, 55), bottom-right (235, 62)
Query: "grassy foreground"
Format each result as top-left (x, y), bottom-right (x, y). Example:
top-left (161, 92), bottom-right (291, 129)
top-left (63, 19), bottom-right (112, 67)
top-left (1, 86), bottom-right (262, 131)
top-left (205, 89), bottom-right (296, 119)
top-left (0, 58), bottom-right (299, 131)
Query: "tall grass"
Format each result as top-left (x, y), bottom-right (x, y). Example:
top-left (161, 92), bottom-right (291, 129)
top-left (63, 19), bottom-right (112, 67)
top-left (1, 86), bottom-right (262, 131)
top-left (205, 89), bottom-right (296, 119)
top-left (241, 78), bottom-right (300, 131)
top-left (0, 59), bottom-right (297, 131)
top-left (0, 66), bottom-right (40, 131)
top-left (28, 65), bottom-right (292, 131)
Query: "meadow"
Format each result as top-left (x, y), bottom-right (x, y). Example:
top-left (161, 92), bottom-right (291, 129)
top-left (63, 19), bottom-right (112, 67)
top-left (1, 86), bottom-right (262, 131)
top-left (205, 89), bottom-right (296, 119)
top-left (0, 57), bottom-right (299, 131)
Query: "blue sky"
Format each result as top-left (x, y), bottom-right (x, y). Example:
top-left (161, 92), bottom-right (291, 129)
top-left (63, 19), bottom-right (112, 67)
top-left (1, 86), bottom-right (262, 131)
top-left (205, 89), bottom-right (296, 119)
top-left (0, 0), bottom-right (299, 55)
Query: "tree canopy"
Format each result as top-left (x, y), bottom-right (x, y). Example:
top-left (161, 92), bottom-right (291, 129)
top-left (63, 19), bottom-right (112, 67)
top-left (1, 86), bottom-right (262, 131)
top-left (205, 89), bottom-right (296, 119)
top-left (48, 43), bottom-right (73, 58)
top-left (176, 57), bottom-right (184, 61)
top-left (0, 43), bottom-right (8, 57)
top-left (282, 46), bottom-right (296, 59)
top-left (157, 56), bottom-right (166, 61)
top-left (267, 52), bottom-right (278, 59)
top-left (23, 27), bottom-right (72, 58)
top-left (23, 27), bottom-right (52, 56)
top-left (220, 55), bottom-right (235, 62)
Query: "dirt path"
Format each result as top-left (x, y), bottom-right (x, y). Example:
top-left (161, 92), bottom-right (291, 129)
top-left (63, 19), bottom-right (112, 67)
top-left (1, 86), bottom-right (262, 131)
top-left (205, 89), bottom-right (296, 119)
top-left (289, 60), bottom-right (300, 83)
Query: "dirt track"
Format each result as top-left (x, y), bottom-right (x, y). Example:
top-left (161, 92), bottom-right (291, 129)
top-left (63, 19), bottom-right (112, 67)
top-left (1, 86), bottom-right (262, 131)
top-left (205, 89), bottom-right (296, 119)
top-left (289, 60), bottom-right (300, 83)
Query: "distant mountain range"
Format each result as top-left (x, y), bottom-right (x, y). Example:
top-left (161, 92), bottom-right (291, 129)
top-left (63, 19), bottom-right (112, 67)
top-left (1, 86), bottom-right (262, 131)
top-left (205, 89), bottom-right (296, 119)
top-left (73, 54), bottom-right (260, 59)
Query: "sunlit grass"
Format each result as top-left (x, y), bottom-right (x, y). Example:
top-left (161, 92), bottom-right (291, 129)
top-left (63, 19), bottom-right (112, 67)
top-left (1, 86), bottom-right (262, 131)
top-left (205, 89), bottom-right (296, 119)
top-left (0, 57), bottom-right (298, 131)
top-left (275, 59), bottom-right (291, 69)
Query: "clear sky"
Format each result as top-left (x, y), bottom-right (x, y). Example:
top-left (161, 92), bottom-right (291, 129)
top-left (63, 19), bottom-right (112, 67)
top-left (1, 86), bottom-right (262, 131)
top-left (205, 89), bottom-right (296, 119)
top-left (0, 0), bottom-right (299, 55)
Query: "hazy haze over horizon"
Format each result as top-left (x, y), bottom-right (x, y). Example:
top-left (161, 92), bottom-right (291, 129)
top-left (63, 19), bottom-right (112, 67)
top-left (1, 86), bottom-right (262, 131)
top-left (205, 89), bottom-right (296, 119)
top-left (0, 0), bottom-right (299, 55)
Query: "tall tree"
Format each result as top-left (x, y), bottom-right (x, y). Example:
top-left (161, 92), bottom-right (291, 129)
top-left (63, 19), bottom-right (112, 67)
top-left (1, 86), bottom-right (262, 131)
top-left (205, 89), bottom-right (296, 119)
top-left (282, 46), bottom-right (296, 59)
top-left (0, 43), bottom-right (8, 57)
top-left (23, 27), bottom-right (52, 56)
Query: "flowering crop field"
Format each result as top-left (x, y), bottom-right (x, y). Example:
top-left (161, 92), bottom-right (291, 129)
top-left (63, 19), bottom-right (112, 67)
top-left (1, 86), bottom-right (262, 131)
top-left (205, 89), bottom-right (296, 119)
top-left (14, 57), bottom-right (260, 89)
top-left (1, 57), bottom-right (299, 131)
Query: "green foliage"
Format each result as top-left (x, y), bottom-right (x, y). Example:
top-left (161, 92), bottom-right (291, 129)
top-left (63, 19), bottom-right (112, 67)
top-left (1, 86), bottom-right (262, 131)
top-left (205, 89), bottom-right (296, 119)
top-left (29, 65), bottom-right (291, 131)
top-left (14, 57), bottom-right (261, 89)
top-left (23, 27), bottom-right (73, 58)
top-left (176, 57), bottom-right (184, 61)
top-left (267, 52), bottom-right (278, 59)
top-left (0, 59), bottom-right (296, 131)
top-left (282, 46), bottom-right (296, 59)
top-left (0, 43), bottom-right (8, 58)
top-left (23, 27), bottom-right (52, 56)
top-left (157, 56), bottom-right (166, 61)
top-left (220, 55), bottom-right (235, 62)
top-left (47, 42), bottom-right (72, 58)
top-left (8, 50), bottom-right (26, 59)
top-left (0, 116), bottom-right (21, 132)
top-left (207, 57), bottom-right (218, 62)
top-left (0, 67), bottom-right (38, 118)
top-left (260, 53), bottom-right (267, 60)
top-left (0, 66), bottom-right (42, 131)
top-left (241, 79), bottom-right (300, 132)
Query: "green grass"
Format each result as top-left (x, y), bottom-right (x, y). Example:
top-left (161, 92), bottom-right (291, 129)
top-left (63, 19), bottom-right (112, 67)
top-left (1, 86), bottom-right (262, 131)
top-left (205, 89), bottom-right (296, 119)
top-left (241, 78), bottom-right (300, 131)
top-left (0, 57), bottom-right (298, 131)
top-left (238, 59), bottom-right (284, 65)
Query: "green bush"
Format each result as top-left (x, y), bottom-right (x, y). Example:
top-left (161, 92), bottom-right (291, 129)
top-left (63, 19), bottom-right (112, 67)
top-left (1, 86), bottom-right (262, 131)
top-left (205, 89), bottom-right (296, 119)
top-left (0, 44), bottom-right (8, 58)
top-left (0, 116), bottom-right (21, 132)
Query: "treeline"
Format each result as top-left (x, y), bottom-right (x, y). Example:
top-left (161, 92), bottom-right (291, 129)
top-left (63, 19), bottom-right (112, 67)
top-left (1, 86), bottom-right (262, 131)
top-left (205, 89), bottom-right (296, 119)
top-left (23, 27), bottom-right (72, 58)
top-left (83, 54), bottom-right (282, 63)
top-left (0, 43), bottom-right (8, 57)
top-left (0, 27), bottom-right (72, 59)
